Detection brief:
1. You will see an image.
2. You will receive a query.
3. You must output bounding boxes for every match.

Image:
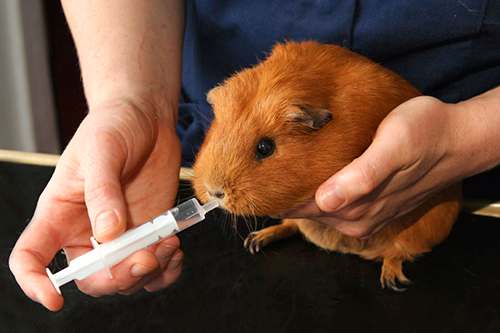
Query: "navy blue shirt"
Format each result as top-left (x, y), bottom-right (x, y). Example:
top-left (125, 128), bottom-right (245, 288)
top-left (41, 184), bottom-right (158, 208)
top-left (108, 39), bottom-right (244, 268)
top-left (177, 0), bottom-right (500, 197)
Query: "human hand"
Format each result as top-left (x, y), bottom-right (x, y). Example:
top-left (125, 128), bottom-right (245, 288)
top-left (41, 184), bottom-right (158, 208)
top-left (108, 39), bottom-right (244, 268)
top-left (275, 96), bottom-right (465, 239)
top-left (9, 101), bottom-right (183, 311)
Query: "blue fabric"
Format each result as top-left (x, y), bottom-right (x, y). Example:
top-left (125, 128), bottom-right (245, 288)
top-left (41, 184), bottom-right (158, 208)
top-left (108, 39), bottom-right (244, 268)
top-left (177, 0), bottom-right (500, 197)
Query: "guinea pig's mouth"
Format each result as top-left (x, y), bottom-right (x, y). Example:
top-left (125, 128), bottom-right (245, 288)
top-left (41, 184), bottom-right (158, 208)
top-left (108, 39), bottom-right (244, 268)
top-left (212, 197), bottom-right (227, 211)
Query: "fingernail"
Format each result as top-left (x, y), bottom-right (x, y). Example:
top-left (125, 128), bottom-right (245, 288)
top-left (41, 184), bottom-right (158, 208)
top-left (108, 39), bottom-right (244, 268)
top-left (318, 184), bottom-right (346, 212)
top-left (95, 210), bottom-right (118, 236)
top-left (156, 244), bottom-right (177, 260)
top-left (131, 263), bottom-right (153, 278)
top-left (167, 253), bottom-right (184, 271)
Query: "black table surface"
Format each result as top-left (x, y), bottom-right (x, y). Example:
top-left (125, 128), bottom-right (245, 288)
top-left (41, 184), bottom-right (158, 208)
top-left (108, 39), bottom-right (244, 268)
top-left (1, 161), bottom-right (500, 333)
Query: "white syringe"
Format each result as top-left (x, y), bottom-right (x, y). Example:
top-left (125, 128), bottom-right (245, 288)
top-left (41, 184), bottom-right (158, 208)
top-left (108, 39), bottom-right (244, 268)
top-left (46, 198), bottom-right (218, 295)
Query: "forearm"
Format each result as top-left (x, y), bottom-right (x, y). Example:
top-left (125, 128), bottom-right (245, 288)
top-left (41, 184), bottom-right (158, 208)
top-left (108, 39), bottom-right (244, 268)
top-left (61, 0), bottom-right (185, 123)
top-left (450, 85), bottom-right (500, 179)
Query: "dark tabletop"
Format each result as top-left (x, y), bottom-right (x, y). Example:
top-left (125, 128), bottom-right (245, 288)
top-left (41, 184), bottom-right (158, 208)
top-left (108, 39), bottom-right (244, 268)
top-left (1, 161), bottom-right (500, 333)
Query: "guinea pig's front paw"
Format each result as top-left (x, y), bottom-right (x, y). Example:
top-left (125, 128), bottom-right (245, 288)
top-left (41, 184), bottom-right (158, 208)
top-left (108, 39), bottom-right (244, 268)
top-left (244, 222), bottom-right (300, 255)
top-left (244, 230), bottom-right (272, 255)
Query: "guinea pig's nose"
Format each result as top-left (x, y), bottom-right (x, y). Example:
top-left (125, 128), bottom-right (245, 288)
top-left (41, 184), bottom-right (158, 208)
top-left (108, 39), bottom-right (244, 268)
top-left (209, 189), bottom-right (225, 200)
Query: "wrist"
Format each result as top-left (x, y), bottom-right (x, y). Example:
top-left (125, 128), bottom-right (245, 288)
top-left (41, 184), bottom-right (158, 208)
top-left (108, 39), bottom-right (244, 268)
top-left (447, 89), bottom-right (500, 179)
top-left (84, 73), bottom-right (181, 120)
top-left (88, 89), bottom-right (179, 130)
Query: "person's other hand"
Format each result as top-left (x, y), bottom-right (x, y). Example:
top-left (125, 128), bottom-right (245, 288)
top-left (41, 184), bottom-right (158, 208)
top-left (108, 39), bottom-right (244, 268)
top-left (10, 100), bottom-right (183, 311)
top-left (275, 96), bottom-right (465, 239)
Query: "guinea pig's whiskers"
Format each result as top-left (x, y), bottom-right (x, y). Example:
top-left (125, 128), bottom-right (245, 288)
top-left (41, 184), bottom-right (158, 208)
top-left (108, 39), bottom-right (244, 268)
top-left (229, 213), bottom-right (239, 236)
top-left (250, 214), bottom-right (259, 232)
top-left (194, 106), bottom-right (212, 125)
top-left (217, 209), bottom-right (241, 240)
top-left (217, 209), bottom-right (231, 234)
top-left (231, 213), bottom-right (248, 241)
top-left (241, 215), bottom-right (258, 233)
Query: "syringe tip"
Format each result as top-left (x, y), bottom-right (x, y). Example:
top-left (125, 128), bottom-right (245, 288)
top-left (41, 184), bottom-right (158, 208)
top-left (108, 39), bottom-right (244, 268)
top-left (202, 200), bottom-right (219, 215)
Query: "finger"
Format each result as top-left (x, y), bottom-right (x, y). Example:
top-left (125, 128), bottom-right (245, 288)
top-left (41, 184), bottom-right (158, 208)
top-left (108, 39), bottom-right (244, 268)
top-left (83, 148), bottom-right (127, 243)
top-left (144, 236), bottom-right (182, 292)
top-left (144, 249), bottom-right (184, 292)
top-left (73, 248), bottom-right (159, 297)
top-left (271, 198), bottom-right (324, 219)
top-left (9, 216), bottom-right (65, 311)
top-left (315, 136), bottom-right (403, 213)
top-left (121, 237), bottom-right (182, 294)
top-left (151, 236), bottom-right (181, 262)
top-left (67, 235), bottom-right (181, 296)
top-left (312, 213), bottom-right (386, 239)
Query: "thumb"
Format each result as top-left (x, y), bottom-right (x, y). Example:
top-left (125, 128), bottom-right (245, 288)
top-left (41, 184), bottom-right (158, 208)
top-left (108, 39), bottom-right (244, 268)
top-left (84, 157), bottom-right (127, 243)
top-left (315, 139), bottom-right (400, 213)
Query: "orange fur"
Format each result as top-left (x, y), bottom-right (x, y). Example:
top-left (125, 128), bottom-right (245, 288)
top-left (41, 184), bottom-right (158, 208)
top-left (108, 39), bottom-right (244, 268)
top-left (192, 41), bottom-right (462, 291)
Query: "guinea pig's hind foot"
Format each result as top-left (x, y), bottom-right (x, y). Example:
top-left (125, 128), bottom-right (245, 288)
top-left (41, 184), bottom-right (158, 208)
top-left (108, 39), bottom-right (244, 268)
top-left (380, 257), bottom-right (412, 292)
top-left (244, 220), bottom-right (299, 255)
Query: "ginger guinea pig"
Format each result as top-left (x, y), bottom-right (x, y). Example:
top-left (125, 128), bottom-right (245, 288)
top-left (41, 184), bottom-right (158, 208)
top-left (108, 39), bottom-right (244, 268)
top-left (192, 41), bottom-right (462, 291)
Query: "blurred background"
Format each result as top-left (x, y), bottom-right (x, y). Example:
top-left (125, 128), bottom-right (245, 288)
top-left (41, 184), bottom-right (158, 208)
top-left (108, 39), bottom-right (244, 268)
top-left (0, 0), bottom-right (85, 154)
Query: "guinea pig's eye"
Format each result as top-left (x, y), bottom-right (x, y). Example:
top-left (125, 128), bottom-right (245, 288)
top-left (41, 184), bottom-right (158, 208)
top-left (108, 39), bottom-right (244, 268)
top-left (255, 137), bottom-right (275, 160)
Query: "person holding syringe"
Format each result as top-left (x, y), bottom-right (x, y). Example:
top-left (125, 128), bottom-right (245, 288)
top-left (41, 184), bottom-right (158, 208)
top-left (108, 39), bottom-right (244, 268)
top-left (9, 0), bottom-right (500, 312)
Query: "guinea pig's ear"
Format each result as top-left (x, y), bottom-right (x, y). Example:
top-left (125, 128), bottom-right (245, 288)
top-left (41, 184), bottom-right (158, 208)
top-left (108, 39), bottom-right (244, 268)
top-left (286, 107), bottom-right (332, 130)
top-left (206, 86), bottom-right (222, 105)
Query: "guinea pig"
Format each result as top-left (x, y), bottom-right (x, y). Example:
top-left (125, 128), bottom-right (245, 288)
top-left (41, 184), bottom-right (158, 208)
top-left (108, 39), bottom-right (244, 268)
top-left (192, 41), bottom-right (462, 291)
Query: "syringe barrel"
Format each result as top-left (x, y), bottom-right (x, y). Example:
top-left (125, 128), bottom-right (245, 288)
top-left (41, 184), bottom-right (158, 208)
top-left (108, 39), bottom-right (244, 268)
top-left (46, 198), bottom-right (218, 294)
top-left (171, 198), bottom-right (209, 231)
top-left (90, 212), bottom-right (178, 272)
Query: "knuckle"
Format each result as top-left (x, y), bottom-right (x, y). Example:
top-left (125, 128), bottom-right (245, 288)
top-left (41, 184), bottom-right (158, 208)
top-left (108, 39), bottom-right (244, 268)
top-left (342, 205), bottom-right (367, 222)
top-left (158, 267), bottom-right (182, 286)
top-left (394, 112), bottom-right (414, 136)
top-left (86, 182), bottom-right (116, 203)
top-left (340, 225), bottom-right (371, 239)
top-left (115, 282), bottom-right (135, 294)
top-left (8, 251), bottom-right (18, 272)
top-left (333, 206), bottom-right (374, 239)
top-left (113, 279), bottom-right (139, 295)
top-left (357, 162), bottom-right (378, 195)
